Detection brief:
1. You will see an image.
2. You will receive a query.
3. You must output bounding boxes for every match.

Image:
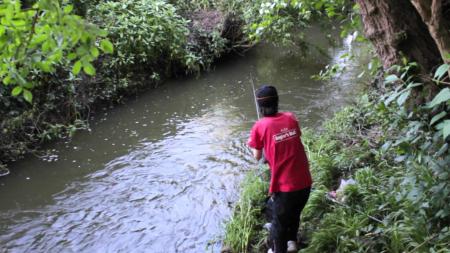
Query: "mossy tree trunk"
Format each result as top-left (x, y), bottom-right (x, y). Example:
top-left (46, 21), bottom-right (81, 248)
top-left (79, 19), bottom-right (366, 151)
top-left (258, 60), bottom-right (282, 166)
top-left (355, 0), bottom-right (443, 73)
top-left (410, 0), bottom-right (450, 75)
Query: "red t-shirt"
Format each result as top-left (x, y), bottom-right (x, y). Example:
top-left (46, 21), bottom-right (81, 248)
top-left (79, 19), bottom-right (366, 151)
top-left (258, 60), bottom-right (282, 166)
top-left (248, 112), bottom-right (312, 193)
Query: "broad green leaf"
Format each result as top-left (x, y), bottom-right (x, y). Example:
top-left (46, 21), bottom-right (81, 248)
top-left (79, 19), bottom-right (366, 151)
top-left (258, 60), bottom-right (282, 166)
top-left (5, 4), bottom-right (13, 21)
top-left (436, 121), bottom-right (446, 130)
top-left (443, 120), bottom-right (450, 140)
top-left (38, 0), bottom-right (51, 10)
top-left (11, 86), bottom-right (23, 96)
top-left (435, 143), bottom-right (448, 157)
top-left (67, 53), bottom-right (77, 60)
top-left (37, 62), bottom-right (52, 72)
top-left (72, 60), bottom-right (82, 75)
top-left (98, 29), bottom-right (108, 37)
top-left (100, 39), bottom-right (114, 54)
top-left (42, 40), bottom-right (52, 52)
top-left (384, 91), bottom-right (401, 105)
top-left (3, 76), bottom-right (12, 85)
top-left (23, 89), bottom-right (33, 103)
top-left (50, 50), bottom-right (63, 62)
top-left (90, 47), bottom-right (99, 57)
top-left (434, 64), bottom-right (449, 80)
top-left (384, 74), bottom-right (399, 84)
top-left (406, 82), bottom-right (422, 89)
top-left (0, 0), bottom-right (104, 99)
top-left (314, 2), bottom-right (323, 9)
top-left (12, 20), bottom-right (26, 26)
top-left (427, 88), bottom-right (450, 108)
top-left (83, 62), bottom-right (96, 76)
top-left (16, 74), bottom-right (27, 86)
top-left (23, 82), bottom-right (33, 89)
top-left (32, 34), bottom-right (48, 45)
top-left (397, 90), bottom-right (411, 106)
top-left (64, 5), bottom-right (73, 14)
top-left (430, 111), bottom-right (446, 125)
top-left (76, 46), bottom-right (88, 56)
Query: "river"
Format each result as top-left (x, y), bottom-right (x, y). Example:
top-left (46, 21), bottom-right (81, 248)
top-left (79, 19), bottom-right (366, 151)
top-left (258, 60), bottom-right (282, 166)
top-left (0, 27), bottom-right (369, 253)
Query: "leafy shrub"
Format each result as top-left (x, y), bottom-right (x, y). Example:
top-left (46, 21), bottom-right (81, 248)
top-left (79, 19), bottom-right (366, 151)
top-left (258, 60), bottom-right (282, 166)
top-left (89, 0), bottom-right (198, 75)
top-left (300, 66), bottom-right (450, 252)
top-left (0, 0), bottom-right (109, 102)
top-left (168, 0), bottom-right (214, 13)
top-left (224, 0), bottom-right (355, 46)
top-left (1, 0), bottom-right (237, 168)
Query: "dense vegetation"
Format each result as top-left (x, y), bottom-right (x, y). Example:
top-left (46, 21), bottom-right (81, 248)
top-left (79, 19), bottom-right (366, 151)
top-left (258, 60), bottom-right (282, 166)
top-left (0, 0), bottom-right (243, 172)
top-left (300, 68), bottom-right (450, 252)
top-left (226, 75), bottom-right (450, 252)
top-left (222, 0), bottom-right (449, 252)
top-left (1, 0), bottom-right (449, 252)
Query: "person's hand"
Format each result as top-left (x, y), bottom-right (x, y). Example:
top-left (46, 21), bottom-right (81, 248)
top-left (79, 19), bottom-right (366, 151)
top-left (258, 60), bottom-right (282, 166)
top-left (252, 148), bottom-right (262, 161)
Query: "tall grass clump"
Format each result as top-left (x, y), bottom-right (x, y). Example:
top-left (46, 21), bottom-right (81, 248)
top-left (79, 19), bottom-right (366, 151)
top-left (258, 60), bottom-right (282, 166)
top-left (223, 170), bottom-right (268, 253)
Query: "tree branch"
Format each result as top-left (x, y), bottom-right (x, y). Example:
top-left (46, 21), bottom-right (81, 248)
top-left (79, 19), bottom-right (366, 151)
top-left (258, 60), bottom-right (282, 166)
top-left (14, 9), bottom-right (39, 61)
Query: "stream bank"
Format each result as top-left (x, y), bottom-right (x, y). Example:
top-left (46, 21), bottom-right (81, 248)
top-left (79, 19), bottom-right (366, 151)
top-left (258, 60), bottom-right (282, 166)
top-left (0, 26), bottom-right (369, 252)
top-left (0, 3), bottom-right (244, 174)
top-left (223, 67), bottom-right (450, 253)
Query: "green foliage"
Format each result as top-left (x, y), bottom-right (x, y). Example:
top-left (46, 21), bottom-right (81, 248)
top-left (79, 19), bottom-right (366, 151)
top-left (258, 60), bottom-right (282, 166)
top-left (234, 0), bottom-right (365, 81)
top-left (302, 185), bottom-right (331, 221)
top-left (299, 64), bottom-right (450, 252)
top-left (168, 0), bottom-right (214, 12)
top-left (1, 0), bottom-right (235, 168)
top-left (231, 0), bottom-right (356, 46)
top-left (89, 0), bottom-right (198, 75)
top-left (384, 62), bottom-right (450, 141)
top-left (428, 88), bottom-right (450, 108)
top-left (434, 64), bottom-right (449, 81)
top-left (223, 170), bottom-right (269, 253)
top-left (0, 0), bottom-right (110, 102)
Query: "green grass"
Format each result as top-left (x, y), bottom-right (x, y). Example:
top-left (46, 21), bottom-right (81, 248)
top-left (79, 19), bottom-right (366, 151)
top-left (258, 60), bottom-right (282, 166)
top-left (223, 170), bottom-right (269, 253)
top-left (300, 92), bottom-right (450, 253)
top-left (223, 90), bottom-right (450, 252)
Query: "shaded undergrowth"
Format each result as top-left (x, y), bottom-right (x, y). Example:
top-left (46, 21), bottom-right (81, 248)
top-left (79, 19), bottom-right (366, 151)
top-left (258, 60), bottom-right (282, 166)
top-left (301, 70), bottom-right (450, 252)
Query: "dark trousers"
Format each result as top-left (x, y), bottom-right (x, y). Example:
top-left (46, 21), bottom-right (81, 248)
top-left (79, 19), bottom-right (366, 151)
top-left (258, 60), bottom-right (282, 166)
top-left (269, 187), bottom-right (310, 253)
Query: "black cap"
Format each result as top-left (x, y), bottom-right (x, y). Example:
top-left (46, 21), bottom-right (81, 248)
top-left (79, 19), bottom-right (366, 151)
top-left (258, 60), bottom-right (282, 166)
top-left (256, 85), bottom-right (278, 107)
top-left (256, 85), bottom-right (278, 116)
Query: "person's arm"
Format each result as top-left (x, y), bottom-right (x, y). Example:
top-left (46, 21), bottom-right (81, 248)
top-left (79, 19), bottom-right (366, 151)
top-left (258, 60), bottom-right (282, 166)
top-left (251, 148), bottom-right (262, 161)
top-left (248, 122), bottom-right (263, 161)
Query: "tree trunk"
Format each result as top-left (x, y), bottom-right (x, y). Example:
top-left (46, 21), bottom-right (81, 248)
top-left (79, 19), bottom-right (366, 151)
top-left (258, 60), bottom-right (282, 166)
top-left (410, 0), bottom-right (450, 76)
top-left (356, 0), bottom-right (442, 73)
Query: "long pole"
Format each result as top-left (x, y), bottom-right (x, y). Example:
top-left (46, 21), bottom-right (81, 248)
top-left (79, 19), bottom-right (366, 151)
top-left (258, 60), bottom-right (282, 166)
top-left (250, 73), bottom-right (260, 119)
top-left (249, 74), bottom-right (267, 177)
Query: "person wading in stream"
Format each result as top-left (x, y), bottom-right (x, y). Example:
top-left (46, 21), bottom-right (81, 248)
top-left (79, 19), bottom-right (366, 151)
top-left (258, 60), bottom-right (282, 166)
top-left (248, 85), bottom-right (312, 253)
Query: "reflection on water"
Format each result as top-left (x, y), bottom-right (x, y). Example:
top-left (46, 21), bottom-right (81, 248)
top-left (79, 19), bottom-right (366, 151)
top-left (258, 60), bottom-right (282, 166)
top-left (0, 27), bottom-right (369, 253)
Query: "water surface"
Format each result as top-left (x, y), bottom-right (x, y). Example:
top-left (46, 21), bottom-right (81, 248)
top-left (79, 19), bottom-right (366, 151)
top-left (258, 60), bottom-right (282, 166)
top-left (0, 27), bottom-right (369, 253)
